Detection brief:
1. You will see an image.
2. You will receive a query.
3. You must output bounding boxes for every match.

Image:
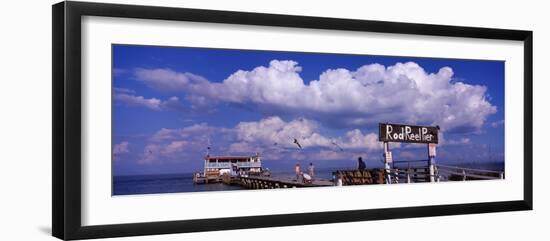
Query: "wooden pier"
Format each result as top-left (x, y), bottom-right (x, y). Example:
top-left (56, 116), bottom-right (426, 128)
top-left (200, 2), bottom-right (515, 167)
top-left (230, 169), bottom-right (386, 189)
top-left (235, 176), bottom-right (334, 189)
top-left (199, 163), bottom-right (504, 190)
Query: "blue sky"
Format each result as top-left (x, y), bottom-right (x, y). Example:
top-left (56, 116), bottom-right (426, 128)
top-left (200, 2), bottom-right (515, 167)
top-left (112, 44), bottom-right (505, 176)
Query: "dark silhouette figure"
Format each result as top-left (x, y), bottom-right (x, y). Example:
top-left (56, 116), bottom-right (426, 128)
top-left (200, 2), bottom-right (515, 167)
top-left (357, 156), bottom-right (366, 170)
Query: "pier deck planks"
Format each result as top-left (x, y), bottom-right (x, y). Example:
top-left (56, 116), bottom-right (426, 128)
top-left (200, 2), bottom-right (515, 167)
top-left (238, 176), bottom-right (334, 189)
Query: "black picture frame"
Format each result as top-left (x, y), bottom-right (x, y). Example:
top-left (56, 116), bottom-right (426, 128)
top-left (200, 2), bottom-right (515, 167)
top-left (52, 1), bottom-right (533, 240)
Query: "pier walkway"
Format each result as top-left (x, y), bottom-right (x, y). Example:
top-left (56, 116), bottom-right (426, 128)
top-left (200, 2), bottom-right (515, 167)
top-left (237, 176), bottom-right (334, 189)
top-left (213, 162), bottom-right (504, 189)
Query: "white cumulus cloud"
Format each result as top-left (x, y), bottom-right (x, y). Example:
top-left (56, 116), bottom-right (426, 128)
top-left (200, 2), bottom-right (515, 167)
top-left (134, 60), bottom-right (497, 133)
top-left (114, 93), bottom-right (163, 111)
top-left (113, 89), bottom-right (185, 112)
top-left (113, 141), bottom-right (129, 155)
top-left (139, 116), bottom-right (384, 164)
top-left (134, 68), bottom-right (210, 92)
top-left (139, 140), bottom-right (193, 164)
top-left (113, 141), bottom-right (129, 161)
top-left (232, 116), bottom-right (382, 152)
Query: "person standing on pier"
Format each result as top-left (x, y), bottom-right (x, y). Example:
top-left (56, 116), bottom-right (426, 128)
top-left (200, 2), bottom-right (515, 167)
top-left (295, 163), bottom-right (301, 181)
top-left (308, 162), bottom-right (315, 180)
top-left (357, 156), bottom-right (366, 170)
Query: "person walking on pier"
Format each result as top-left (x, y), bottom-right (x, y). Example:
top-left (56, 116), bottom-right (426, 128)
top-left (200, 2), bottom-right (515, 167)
top-left (308, 162), bottom-right (315, 180)
top-left (357, 156), bottom-right (366, 170)
top-left (295, 163), bottom-right (301, 181)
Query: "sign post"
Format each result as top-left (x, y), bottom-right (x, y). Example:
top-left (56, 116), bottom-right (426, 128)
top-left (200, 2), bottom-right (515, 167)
top-left (383, 142), bottom-right (392, 184)
top-left (379, 123), bottom-right (439, 183)
top-left (428, 143), bottom-right (437, 182)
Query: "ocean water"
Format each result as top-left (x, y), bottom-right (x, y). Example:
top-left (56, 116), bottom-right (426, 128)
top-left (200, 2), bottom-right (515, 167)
top-left (113, 173), bottom-right (243, 195)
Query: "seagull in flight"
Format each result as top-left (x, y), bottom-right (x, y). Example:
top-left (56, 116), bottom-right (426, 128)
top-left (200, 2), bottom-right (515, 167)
top-left (293, 138), bottom-right (303, 149)
top-left (331, 141), bottom-right (344, 152)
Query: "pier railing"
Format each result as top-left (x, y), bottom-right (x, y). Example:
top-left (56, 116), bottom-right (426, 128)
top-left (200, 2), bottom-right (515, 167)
top-left (388, 161), bottom-right (503, 183)
top-left (390, 160), bottom-right (431, 183)
top-left (436, 164), bottom-right (504, 181)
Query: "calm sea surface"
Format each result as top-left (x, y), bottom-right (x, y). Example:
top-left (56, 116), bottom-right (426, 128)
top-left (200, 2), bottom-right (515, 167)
top-left (113, 162), bottom-right (504, 196)
top-left (113, 173), bottom-right (242, 195)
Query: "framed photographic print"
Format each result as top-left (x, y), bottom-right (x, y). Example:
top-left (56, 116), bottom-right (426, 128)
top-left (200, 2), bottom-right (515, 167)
top-left (52, 1), bottom-right (533, 240)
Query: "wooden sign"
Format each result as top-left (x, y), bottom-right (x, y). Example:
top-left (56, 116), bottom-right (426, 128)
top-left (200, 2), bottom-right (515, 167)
top-left (379, 123), bottom-right (439, 144)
